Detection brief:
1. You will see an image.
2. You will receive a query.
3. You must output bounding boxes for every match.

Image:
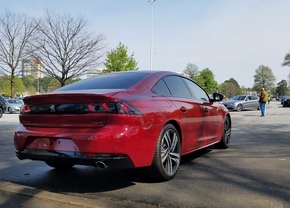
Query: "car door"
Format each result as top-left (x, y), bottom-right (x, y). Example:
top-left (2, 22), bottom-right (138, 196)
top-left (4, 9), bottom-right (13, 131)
top-left (242, 95), bottom-right (251, 109)
top-left (162, 76), bottom-right (206, 152)
top-left (250, 96), bottom-right (259, 109)
top-left (183, 78), bottom-right (222, 145)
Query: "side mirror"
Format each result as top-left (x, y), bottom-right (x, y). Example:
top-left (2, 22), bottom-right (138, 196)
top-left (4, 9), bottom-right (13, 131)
top-left (211, 92), bottom-right (224, 102)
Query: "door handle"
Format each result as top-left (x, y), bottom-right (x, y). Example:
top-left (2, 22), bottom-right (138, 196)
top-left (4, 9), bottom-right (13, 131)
top-left (179, 106), bottom-right (187, 113)
top-left (203, 106), bottom-right (209, 113)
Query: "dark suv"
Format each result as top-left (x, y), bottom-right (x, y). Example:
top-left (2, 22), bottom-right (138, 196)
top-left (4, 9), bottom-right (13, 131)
top-left (0, 96), bottom-right (7, 118)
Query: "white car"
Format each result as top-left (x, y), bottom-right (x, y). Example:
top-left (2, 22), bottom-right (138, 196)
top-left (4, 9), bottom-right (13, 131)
top-left (4, 99), bottom-right (23, 113)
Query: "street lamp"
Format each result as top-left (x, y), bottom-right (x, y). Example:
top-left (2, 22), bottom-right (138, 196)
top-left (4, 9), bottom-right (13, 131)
top-left (148, 0), bottom-right (156, 70)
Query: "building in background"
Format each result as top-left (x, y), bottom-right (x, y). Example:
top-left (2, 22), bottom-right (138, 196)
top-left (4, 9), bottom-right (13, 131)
top-left (84, 68), bottom-right (104, 79)
top-left (22, 59), bottom-right (44, 78)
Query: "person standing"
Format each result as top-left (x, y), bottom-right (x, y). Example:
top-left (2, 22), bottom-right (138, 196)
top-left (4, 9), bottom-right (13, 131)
top-left (259, 87), bottom-right (268, 117)
top-left (268, 95), bottom-right (271, 104)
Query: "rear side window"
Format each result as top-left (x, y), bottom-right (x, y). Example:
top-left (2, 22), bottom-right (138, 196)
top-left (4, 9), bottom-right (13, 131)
top-left (163, 76), bottom-right (192, 98)
top-left (56, 72), bottom-right (149, 91)
top-left (250, 96), bottom-right (258, 100)
top-left (152, 79), bottom-right (171, 96)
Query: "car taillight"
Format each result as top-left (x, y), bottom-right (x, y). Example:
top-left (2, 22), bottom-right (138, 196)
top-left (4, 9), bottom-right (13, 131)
top-left (83, 102), bottom-right (142, 114)
top-left (21, 105), bottom-right (31, 113)
top-left (20, 102), bottom-right (142, 115)
top-left (3, 100), bottom-right (7, 105)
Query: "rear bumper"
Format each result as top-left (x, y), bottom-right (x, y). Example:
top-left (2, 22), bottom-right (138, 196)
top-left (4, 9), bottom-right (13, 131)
top-left (14, 118), bottom-right (162, 168)
top-left (16, 149), bottom-right (135, 169)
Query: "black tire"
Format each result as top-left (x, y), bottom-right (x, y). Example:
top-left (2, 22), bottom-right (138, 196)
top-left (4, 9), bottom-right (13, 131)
top-left (7, 107), bottom-right (13, 114)
top-left (0, 108), bottom-right (3, 118)
top-left (216, 116), bottom-right (231, 149)
top-left (45, 160), bottom-right (75, 169)
top-left (147, 124), bottom-right (181, 181)
top-left (236, 104), bottom-right (243, 112)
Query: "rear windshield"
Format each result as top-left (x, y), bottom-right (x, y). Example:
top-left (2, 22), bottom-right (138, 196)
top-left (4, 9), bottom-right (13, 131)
top-left (55, 72), bottom-right (149, 91)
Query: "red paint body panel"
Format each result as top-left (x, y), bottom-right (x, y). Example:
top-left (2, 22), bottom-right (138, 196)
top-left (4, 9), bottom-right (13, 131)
top-left (14, 71), bottom-right (230, 169)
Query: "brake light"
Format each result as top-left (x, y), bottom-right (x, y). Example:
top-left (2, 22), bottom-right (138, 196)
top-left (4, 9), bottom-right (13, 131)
top-left (86, 102), bottom-right (141, 115)
top-left (119, 103), bottom-right (131, 114)
top-left (21, 105), bottom-right (31, 113)
top-left (19, 102), bottom-right (142, 115)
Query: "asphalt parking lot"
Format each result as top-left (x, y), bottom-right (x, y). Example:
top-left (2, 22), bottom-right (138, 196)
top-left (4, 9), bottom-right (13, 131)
top-left (0, 101), bottom-right (289, 208)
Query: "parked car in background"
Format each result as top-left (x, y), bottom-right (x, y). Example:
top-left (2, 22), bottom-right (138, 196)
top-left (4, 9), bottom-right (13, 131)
top-left (0, 96), bottom-right (7, 118)
top-left (14, 70), bottom-right (232, 181)
top-left (4, 99), bottom-right (23, 114)
top-left (14, 97), bottom-right (24, 104)
top-left (222, 95), bottom-right (260, 111)
top-left (282, 97), bottom-right (290, 107)
top-left (281, 96), bottom-right (290, 105)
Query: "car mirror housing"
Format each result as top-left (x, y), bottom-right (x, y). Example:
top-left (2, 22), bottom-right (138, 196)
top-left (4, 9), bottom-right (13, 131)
top-left (211, 93), bottom-right (225, 102)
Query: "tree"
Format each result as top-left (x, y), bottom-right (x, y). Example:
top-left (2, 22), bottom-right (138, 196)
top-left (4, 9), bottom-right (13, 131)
top-left (33, 9), bottom-right (106, 87)
top-left (253, 65), bottom-right (276, 92)
top-left (26, 86), bottom-right (37, 95)
top-left (22, 75), bottom-right (36, 89)
top-left (198, 68), bottom-right (218, 93)
top-left (282, 52), bottom-right (290, 67)
top-left (225, 78), bottom-right (241, 89)
top-left (219, 78), bottom-right (242, 97)
top-left (47, 79), bottom-right (61, 92)
top-left (0, 10), bottom-right (38, 97)
top-left (2, 76), bottom-right (25, 96)
top-left (104, 42), bottom-right (138, 73)
top-left (40, 76), bottom-right (55, 92)
top-left (276, 80), bottom-right (288, 96)
top-left (183, 63), bottom-right (199, 80)
top-left (219, 82), bottom-right (239, 98)
top-left (65, 77), bottom-right (82, 85)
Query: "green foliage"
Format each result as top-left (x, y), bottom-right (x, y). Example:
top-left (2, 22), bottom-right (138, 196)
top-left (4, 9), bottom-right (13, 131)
top-left (26, 86), bottom-right (37, 95)
top-left (48, 79), bottom-right (61, 92)
top-left (104, 42), bottom-right (138, 73)
top-left (0, 76), bottom-right (5, 90)
top-left (65, 78), bottom-right (82, 85)
top-left (282, 52), bottom-right (290, 67)
top-left (22, 75), bottom-right (67, 94)
top-left (41, 77), bottom-right (55, 92)
top-left (253, 65), bottom-right (276, 92)
top-left (183, 63), bottom-right (199, 80)
top-left (22, 75), bottom-right (36, 88)
top-left (195, 76), bottom-right (205, 89)
top-left (276, 79), bottom-right (288, 96)
top-left (225, 78), bottom-right (241, 90)
top-left (2, 77), bottom-right (26, 96)
top-left (219, 82), bottom-right (239, 98)
top-left (198, 68), bottom-right (218, 93)
top-left (220, 77), bottom-right (242, 97)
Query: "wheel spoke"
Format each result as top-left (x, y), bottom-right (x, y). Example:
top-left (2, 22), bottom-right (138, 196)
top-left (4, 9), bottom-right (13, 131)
top-left (165, 155), bottom-right (173, 173)
top-left (161, 129), bottom-right (181, 175)
top-left (224, 118), bottom-right (231, 144)
top-left (170, 133), bottom-right (178, 152)
top-left (170, 153), bottom-right (180, 165)
top-left (161, 148), bottom-right (168, 163)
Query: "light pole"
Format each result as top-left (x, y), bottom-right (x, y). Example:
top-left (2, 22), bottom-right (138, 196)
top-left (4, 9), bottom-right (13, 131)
top-left (148, 0), bottom-right (156, 70)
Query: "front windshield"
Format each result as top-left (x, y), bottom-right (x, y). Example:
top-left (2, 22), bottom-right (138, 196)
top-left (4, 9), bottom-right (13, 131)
top-left (232, 96), bottom-right (246, 100)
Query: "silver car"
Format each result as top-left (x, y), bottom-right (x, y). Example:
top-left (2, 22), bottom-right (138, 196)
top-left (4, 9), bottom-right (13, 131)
top-left (4, 99), bottom-right (23, 113)
top-left (222, 95), bottom-right (260, 111)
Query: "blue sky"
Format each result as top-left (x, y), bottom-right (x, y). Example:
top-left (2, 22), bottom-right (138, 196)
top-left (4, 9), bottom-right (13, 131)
top-left (1, 0), bottom-right (290, 87)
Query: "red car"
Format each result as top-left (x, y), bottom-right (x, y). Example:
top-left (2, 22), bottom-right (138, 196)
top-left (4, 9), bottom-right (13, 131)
top-left (14, 70), bottom-right (231, 181)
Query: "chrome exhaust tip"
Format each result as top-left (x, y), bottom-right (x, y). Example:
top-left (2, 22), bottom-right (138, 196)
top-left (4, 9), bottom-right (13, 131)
top-left (95, 161), bottom-right (108, 169)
